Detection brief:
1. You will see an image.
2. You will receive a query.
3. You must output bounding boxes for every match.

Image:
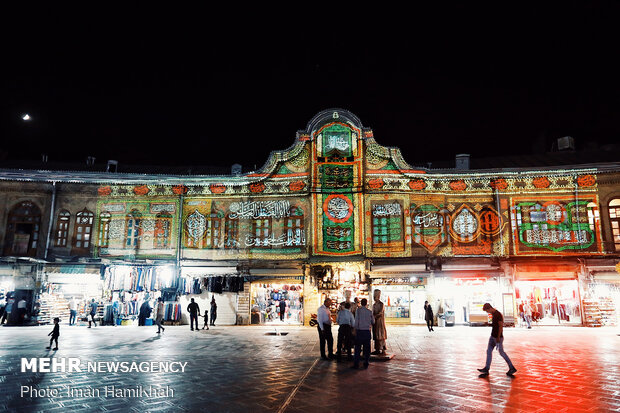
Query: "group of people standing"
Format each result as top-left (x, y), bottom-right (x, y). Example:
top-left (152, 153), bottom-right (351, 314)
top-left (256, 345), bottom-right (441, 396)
top-left (0, 294), bottom-right (29, 325)
top-left (187, 296), bottom-right (217, 331)
top-left (318, 294), bottom-right (517, 377)
top-left (316, 289), bottom-right (388, 369)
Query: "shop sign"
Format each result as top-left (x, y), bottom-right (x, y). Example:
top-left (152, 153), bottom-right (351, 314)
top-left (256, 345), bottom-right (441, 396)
top-left (373, 277), bottom-right (425, 286)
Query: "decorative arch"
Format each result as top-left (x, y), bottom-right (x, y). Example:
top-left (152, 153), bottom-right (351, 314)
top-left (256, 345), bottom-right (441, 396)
top-left (4, 201), bottom-right (42, 256)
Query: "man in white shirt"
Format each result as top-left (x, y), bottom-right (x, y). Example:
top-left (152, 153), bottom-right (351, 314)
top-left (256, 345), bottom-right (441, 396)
top-left (336, 302), bottom-right (355, 362)
top-left (17, 298), bottom-right (27, 324)
top-left (68, 297), bottom-right (78, 326)
top-left (317, 298), bottom-right (334, 360)
top-left (352, 298), bottom-right (375, 369)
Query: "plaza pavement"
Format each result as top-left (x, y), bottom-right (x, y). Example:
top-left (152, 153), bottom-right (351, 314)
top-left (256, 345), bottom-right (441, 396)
top-left (0, 322), bottom-right (619, 412)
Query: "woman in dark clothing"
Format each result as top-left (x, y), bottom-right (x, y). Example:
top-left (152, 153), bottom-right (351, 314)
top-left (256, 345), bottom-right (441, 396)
top-left (424, 301), bottom-right (434, 332)
top-left (210, 297), bottom-right (217, 326)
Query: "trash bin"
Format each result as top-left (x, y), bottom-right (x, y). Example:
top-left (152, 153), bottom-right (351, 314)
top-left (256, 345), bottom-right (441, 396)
top-left (438, 314), bottom-right (445, 327)
top-left (445, 310), bottom-right (455, 326)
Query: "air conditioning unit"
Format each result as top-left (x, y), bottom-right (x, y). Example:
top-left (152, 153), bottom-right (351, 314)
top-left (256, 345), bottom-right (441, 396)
top-left (557, 136), bottom-right (575, 151)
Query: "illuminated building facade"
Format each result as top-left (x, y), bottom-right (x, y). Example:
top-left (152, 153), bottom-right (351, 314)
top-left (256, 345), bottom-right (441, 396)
top-left (0, 109), bottom-right (619, 327)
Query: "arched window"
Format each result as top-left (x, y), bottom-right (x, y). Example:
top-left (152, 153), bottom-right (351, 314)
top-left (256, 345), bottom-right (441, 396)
top-left (54, 210), bottom-right (71, 247)
top-left (73, 208), bottom-right (94, 252)
top-left (4, 201), bottom-right (42, 256)
top-left (98, 212), bottom-right (111, 247)
top-left (224, 215), bottom-right (239, 249)
top-left (609, 199), bottom-right (620, 251)
top-left (154, 212), bottom-right (172, 249)
top-left (125, 210), bottom-right (142, 249)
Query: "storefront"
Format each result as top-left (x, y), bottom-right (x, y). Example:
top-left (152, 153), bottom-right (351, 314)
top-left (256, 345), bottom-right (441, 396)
top-left (370, 278), bottom-right (427, 324)
top-left (250, 279), bottom-right (303, 324)
top-left (314, 264), bottom-right (369, 321)
top-left (432, 274), bottom-right (510, 326)
top-left (103, 264), bottom-right (178, 326)
top-left (513, 263), bottom-right (582, 326)
top-left (248, 268), bottom-right (305, 325)
top-left (582, 261), bottom-right (620, 327)
top-left (181, 265), bottom-right (240, 326)
top-left (40, 264), bottom-right (103, 325)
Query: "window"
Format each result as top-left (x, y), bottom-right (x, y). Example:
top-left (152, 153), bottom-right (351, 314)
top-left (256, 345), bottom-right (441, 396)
top-left (252, 218), bottom-right (271, 247)
top-left (4, 201), bottom-right (42, 256)
top-left (184, 210), bottom-right (221, 249)
top-left (610, 199), bottom-right (620, 251)
top-left (54, 210), bottom-right (71, 247)
top-left (587, 202), bottom-right (599, 232)
top-left (224, 215), bottom-right (239, 249)
top-left (372, 202), bottom-right (404, 249)
top-left (154, 212), bottom-right (172, 249)
top-left (73, 208), bottom-right (94, 251)
top-left (285, 209), bottom-right (305, 246)
top-left (205, 213), bottom-right (221, 249)
top-left (98, 212), bottom-right (111, 247)
top-left (125, 210), bottom-right (142, 248)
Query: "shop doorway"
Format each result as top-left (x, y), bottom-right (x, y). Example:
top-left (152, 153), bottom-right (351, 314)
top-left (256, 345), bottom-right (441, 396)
top-left (515, 280), bottom-right (581, 325)
top-left (250, 282), bottom-right (303, 325)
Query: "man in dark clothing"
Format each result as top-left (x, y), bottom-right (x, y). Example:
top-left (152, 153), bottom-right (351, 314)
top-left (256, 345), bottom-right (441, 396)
top-left (279, 299), bottom-right (286, 322)
top-left (47, 317), bottom-right (60, 350)
top-left (138, 300), bottom-right (152, 326)
top-left (478, 303), bottom-right (517, 377)
top-left (424, 301), bottom-right (434, 332)
top-left (88, 299), bottom-right (98, 328)
top-left (210, 297), bottom-right (217, 326)
top-left (187, 298), bottom-right (200, 331)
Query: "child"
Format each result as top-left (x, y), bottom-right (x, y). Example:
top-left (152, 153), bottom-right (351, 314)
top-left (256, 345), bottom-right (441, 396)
top-left (47, 317), bottom-right (60, 350)
top-left (202, 309), bottom-right (209, 330)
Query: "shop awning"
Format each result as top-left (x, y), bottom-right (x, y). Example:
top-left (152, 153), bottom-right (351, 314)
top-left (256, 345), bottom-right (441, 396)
top-left (249, 268), bottom-right (302, 277)
top-left (592, 271), bottom-right (620, 282)
top-left (44, 264), bottom-right (101, 275)
top-left (0, 265), bottom-right (14, 276)
top-left (47, 273), bottom-right (102, 284)
top-left (181, 267), bottom-right (238, 277)
top-left (371, 264), bottom-right (426, 273)
top-left (514, 264), bottom-right (578, 280)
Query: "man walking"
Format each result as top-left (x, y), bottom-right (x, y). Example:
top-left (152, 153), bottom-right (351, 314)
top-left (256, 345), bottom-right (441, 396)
top-left (524, 300), bottom-right (532, 329)
top-left (317, 298), bottom-right (334, 360)
top-left (352, 298), bottom-right (374, 369)
top-left (68, 297), bottom-right (78, 326)
top-left (88, 299), bottom-right (98, 328)
top-left (187, 298), bottom-right (200, 331)
top-left (478, 303), bottom-right (517, 377)
top-left (154, 297), bottom-right (165, 334)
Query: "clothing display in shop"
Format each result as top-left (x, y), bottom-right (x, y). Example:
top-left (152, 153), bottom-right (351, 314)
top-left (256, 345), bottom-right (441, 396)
top-left (251, 283), bottom-right (302, 324)
top-left (204, 276), bottom-right (244, 293)
top-left (164, 302), bottom-right (181, 321)
top-left (104, 266), bottom-right (179, 293)
top-left (178, 278), bottom-right (202, 295)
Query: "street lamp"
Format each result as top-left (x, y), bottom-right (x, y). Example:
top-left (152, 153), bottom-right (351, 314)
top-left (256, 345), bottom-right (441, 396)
top-left (22, 114), bottom-right (31, 121)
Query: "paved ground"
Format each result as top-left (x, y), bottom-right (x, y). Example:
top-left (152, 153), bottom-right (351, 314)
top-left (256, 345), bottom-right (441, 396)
top-left (1, 322), bottom-right (619, 412)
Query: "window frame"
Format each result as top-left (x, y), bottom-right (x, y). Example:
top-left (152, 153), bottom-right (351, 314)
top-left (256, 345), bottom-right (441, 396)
top-left (54, 209), bottom-right (71, 247)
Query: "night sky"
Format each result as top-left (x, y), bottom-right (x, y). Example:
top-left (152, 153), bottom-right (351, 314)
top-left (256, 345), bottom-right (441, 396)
top-left (2, 3), bottom-right (619, 170)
